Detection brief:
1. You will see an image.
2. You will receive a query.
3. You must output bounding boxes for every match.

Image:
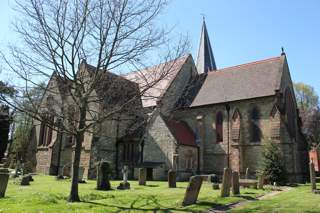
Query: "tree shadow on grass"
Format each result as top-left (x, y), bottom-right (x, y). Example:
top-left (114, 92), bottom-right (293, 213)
top-left (145, 184), bottom-right (159, 187)
top-left (234, 195), bottom-right (257, 201)
top-left (82, 195), bottom-right (200, 213)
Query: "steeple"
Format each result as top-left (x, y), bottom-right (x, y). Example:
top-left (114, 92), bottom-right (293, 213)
top-left (196, 18), bottom-right (217, 74)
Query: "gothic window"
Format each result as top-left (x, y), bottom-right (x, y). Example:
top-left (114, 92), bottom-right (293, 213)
top-left (270, 105), bottom-right (281, 140)
top-left (216, 111), bottom-right (223, 143)
top-left (285, 88), bottom-right (296, 138)
top-left (46, 115), bottom-right (54, 146)
top-left (122, 143), bottom-right (135, 162)
top-left (46, 95), bottom-right (54, 109)
top-left (231, 109), bottom-right (241, 142)
top-left (38, 119), bottom-right (46, 146)
top-left (249, 106), bottom-right (261, 142)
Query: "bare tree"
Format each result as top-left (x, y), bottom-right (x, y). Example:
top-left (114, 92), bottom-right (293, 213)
top-left (0, 0), bottom-right (188, 202)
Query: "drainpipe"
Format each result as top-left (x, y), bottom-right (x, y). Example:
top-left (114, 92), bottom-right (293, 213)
top-left (225, 103), bottom-right (230, 168)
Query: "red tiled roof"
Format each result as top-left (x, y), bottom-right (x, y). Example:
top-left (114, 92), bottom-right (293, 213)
top-left (165, 118), bottom-right (197, 147)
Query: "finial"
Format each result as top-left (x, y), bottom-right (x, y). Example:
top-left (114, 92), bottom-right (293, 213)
top-left (200, 13), bottom-right (206, 22)
top-left (281, 47), bottom-right (286, 56)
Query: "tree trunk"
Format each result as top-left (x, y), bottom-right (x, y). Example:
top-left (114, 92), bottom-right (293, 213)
top-left (68, 136), bottom-right (82, 202)
top-left (68, 106), bottom-right (86, 202)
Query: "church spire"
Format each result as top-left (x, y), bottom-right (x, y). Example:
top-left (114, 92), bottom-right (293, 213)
top-left (196, 18), bottom-right (217, 74)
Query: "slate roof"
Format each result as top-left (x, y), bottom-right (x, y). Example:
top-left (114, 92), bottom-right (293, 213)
top-left (83, 62), bottom-right (141, 108)
top-left (191, 56), bottom-right (285, 107)
top-left (124, 55), bottom-right (190, 108)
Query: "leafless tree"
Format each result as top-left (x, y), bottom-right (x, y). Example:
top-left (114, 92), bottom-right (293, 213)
top-left (0, 0), bottom-right (189, 202)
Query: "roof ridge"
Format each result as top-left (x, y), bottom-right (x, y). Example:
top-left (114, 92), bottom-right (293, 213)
top-left (209, 56), bottom-right (281, 73)
top-left (123, 54), bottom-right (190, 77)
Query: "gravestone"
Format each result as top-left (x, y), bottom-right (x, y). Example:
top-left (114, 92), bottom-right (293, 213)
top-left (139, 168), bottom-right (146, 186)
top-left (209, 174), bottom-right (219, 190)
top-left (258, 175), bottom-right (264, 189)
top-left (239, 179), bottom-right (258, 189)
top-left (220, 168), bottom-right (232, 197)
top-left (0, 168), bottom-right (9, 198)
top-left (62, 164), bottom-right (71, 177)
top-left (232, 171), bottom-right (240, 195)
top-left (117, 165), bottom-right (130, 190)
top-left (182, 176), bottom-right (203, 206)
top-left (20, 175), bottom-right (30, 186)
top-left (168, 169), bottom-right (176, 188)
top-left (97, 161), bottom-right (111, 190)
top-left (245, 167), bottom-right (249, 179)
top-left (310, 162), bottom-right (317, 192)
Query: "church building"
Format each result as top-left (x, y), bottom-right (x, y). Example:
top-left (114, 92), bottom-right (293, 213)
top-left (34, 20), bottom-right (309, 182)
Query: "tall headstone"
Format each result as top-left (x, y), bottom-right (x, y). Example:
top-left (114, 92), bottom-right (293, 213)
top-left (182, 176), bottom-right (203, 206)
top-left (232, 171), bottom-right (240, 195)
top-left (310, 162), bottom-right (317, 192)
top-left (168, 169), bottom-right (176, 188)
top-left (220, 168), bottom-right (232, 197)
top-left (0, 168), bottom-right (9, 198)
top-left (117, 165), bottom-right (130, 190)
top-left (97, 161), bottom-right (111, 190)
top-left (139, 168), bottom-right (146, 185)
top-left (245, 167), bottom-right (249, 179)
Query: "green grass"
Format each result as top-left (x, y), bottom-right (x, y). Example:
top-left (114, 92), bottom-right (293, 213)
top-left (231, 184), bottom-right (320, 213)
top-left (0, 175), bottom-right (267, 213)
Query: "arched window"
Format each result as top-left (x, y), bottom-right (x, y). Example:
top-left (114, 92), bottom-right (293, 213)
top-left (46, 115), bottom-right (54, 146)
top-left (285, 88), bottom-right (296, 138)
top-left (231, 109), bottom-right (241, 142)
top-left (216, 111), bottom-right (223, 143)
top-left (249, 106), bottom-right (261, 142)
top-left (270, 105), bottom-right (280, 140)
top-left (38, 119), bottom-right (46, 146)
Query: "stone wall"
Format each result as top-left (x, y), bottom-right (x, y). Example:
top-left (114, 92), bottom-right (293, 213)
top-left (177, 145), bottom-right (198, 180)
top-left (175, 95), bottom-right (306, 179)
top-left (143, 111), bottom-right (177, 180)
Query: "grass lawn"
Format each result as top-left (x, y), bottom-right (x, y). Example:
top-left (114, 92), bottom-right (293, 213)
top-left (231, 184), bottom-right (320, 213)
top-left (0, 175), bottom-right (267, 213)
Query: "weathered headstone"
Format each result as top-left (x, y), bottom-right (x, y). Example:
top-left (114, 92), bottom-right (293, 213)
top-left (62, 164), bottom-right (71, 177)
top-left (209, 174), bottom-right (220, 190)
top-left (20, 175), bottom-right (30, 186)
top-left (117, 165), bottom-right (130, 190)
top-left (220, 168), bottom-right (232, 197)
top-left (0, 168), bottom-right (9, 198)
top-left (310, 162), bottom-right (317, 192)
top-left (232, 171), bottom-right (240, 195)
top-left (239, 179), bottom-right (258, 189)
top-left (182, 176), bottom-right (203, 206)
top-left (245, 167), bottom-right (249, 179)
top-left (97, 161), bottom-right (111, 190)
top-left (168, 169), bottom-right (176, 188)
top-left (138, 168), bottom-right (146, 186)
top-left (258, 175), bottom-right (264, 189)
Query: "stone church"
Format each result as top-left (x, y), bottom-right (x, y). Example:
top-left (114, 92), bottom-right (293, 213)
top-left (34, 20), bottom-right (308, 182)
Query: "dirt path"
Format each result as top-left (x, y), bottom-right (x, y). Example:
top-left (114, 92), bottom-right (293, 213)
top-left (206, 187), bottom-right (292, 213)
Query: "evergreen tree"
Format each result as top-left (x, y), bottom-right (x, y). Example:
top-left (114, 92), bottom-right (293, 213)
top-left (258, 140), bottom-right (286, 185)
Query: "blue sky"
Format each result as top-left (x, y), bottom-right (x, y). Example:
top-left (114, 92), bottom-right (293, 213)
top-left (1, 0), bottom-right (319, 95)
